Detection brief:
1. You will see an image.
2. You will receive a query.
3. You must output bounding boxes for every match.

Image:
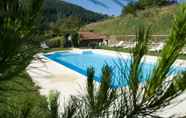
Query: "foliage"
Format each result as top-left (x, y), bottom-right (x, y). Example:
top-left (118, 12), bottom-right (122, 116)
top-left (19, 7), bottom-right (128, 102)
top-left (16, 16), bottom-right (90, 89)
top-left (48, 16), bottom-right (81, 36)
top-left (123, 0), bottom-right (178, 15)
top-left (147, 5), bottom-right (186, 97)
top-left (138, 0), bottom-right (177, 8)
top-left (48, 91), bottom-right (60, 118)
top-left (71, 32), bottom-right (80, 47)
top-left (41, 48), bottom-right (70, 53)
top-left (173, 72), bottom-right (186, 91)
top-left (84, 65), bottom-right (116, 117)
top-left (0, 0), bottom-right (44, 80)
top-left (0, 0), bottom-right (50, 117)
top-left (63, 31), bottom-right (79, 48)
top-left (60, 65), bottom-right (116, 118)
top-left (122, 1), bottom-right (142, 16)
top-left (42, 0), bottom-right (107, 31)
top-left (47, 37), bottom-right (64, 48)
top-left (0, 73), bottom-right (50, 118)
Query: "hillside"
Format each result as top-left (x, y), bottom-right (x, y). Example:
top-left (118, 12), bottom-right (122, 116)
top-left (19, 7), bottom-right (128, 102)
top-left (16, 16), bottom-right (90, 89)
top-left (42, 0), bottom-right (107, 27)
top-left (81, 5), bottom-right (177, 37)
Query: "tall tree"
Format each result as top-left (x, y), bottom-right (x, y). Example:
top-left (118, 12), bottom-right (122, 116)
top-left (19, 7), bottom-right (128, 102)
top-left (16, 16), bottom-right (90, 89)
top-left (0, 0), bottom-right (44, 80)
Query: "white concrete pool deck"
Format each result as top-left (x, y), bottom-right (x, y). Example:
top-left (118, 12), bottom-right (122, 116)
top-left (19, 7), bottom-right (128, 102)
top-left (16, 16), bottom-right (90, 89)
top-left (26, 49), bottom-right (186, 117)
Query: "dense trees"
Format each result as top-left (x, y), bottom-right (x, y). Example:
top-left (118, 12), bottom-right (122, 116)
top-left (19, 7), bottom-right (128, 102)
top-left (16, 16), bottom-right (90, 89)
top-left (122, 0), bottom-right (178, 15)
top-left (0, 0), bottom-right (44, 80)
top-left (122, 1), bottom-right (142, 16)
top-left (138, 0), bottom-right (177, 7)
top-left (42, 0), bottom-right (107, 30)
top-left (43, 0), bottom-right (107, 48)
top-left (48, 16), bottom-right (81, 36)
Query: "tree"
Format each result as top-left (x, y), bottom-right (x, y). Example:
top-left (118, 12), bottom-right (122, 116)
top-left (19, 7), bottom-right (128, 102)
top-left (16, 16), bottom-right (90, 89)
top-left (0, 0), bottom-right (44, 81)
top-left (138, 0), bottom-right (178, 8)
top-left (42, 0), bottom-right (107, 31)
top-left (51, 16), bottom-right (81, 35)
top-left (122, 1), bottom-right (143, 16)
top-left (122, 0), bottom-right (178, 15)
top-left (0, 0), bottom-right (48, 117)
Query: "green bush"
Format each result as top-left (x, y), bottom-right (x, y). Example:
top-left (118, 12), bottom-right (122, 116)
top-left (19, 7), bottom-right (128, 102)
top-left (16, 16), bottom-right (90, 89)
top-left (122, 0), bottom-right (177, 16)
top-left (123, 2), bottom-right (137, 15)
top-left (47, 37), bottom-right (64, 48)
top-left (64, 32), bottom-right (79, 48)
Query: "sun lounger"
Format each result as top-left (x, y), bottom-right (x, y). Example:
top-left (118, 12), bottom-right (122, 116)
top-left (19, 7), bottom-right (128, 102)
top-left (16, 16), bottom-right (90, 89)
top-left (180, 48), bottom-right (186, 54)
top-left (149, 43), bottom-right (164, 52)
top-left (124, 42), bottom-right (137, 49)
top-left (110, 41), bottom-right (124, 48)
top-left (40, 42), bottom-right (49, 49)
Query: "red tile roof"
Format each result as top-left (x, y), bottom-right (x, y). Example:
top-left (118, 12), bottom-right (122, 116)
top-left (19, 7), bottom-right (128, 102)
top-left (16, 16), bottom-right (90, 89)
top-left (79, 32), bottom-right (106, 41)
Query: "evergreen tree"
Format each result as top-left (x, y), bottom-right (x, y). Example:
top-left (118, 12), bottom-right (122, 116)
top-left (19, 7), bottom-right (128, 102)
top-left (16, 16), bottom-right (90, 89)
top-left (0, 0), bottom-right (44, 80)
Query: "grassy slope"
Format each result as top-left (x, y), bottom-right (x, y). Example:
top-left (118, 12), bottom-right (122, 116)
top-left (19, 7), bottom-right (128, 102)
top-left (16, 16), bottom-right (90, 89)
top-left (82, 5), bottom-right (177, 36)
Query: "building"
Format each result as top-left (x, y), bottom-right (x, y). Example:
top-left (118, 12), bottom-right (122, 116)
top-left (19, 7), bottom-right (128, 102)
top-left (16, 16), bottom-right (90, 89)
top-left (79, 31), bottom-right (108, 48)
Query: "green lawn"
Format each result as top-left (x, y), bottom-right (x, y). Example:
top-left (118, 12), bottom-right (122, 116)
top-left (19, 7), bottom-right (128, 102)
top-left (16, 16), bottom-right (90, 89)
top-left (41, 47), bottom-right (70, 53)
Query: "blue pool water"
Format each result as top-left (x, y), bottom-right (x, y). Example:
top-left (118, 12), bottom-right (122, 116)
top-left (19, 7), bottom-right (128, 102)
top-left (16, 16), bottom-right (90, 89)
top-left (45, 51), bottom-right (186, 88)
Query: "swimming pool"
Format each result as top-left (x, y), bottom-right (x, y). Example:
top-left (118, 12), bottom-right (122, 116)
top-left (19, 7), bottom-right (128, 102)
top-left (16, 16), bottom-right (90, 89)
top-left (45, 50), bottom-right (186, 88)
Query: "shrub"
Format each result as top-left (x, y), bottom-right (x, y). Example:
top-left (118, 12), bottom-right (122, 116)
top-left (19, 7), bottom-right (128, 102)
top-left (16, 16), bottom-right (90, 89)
top-left (88, 42), bottom-right (98, 49)
top-left (122, 0), bottom-right (178, 15)
top-left (47, 37), bottom-right (64, 48)
top-left (48, 91), bottom-right (60, 118)
top-left (138, 0), bottom-right (178, 8)
top-left (72, 32), bottom-right (80, 47)
top-left (64, 32), bottom-right (79, 48)
top-left (122, 2), bottom-right (143, 16)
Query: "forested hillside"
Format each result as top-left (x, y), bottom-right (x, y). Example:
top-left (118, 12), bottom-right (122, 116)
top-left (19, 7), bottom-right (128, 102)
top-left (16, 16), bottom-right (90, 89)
top-left (42, 0), bottom-right (107, 29)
